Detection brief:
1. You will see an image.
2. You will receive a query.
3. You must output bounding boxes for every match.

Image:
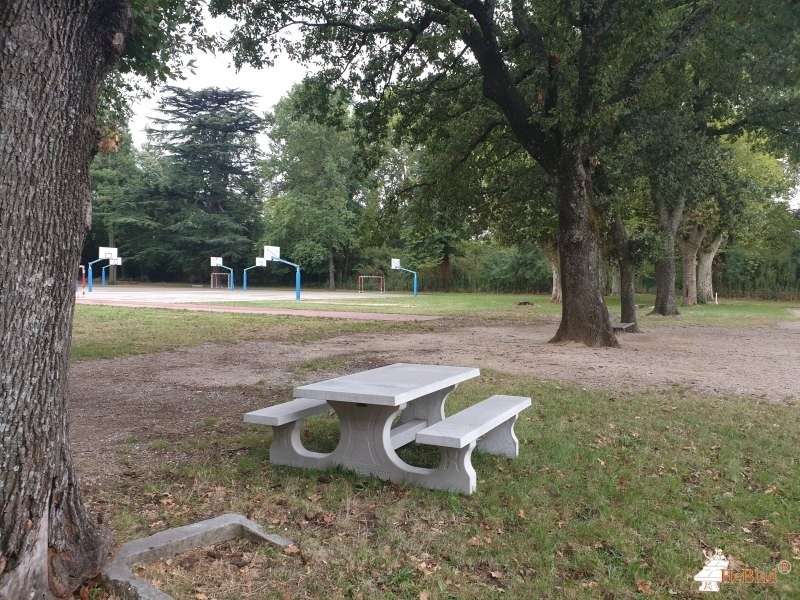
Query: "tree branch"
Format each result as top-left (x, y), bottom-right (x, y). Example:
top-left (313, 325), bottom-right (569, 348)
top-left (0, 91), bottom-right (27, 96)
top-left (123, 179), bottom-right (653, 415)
top-left (607, 1), bottom-right (721, 108)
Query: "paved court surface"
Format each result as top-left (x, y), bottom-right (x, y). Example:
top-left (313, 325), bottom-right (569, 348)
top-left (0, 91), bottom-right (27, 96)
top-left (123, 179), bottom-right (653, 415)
top-left (75, 286), bottom-right (439, 322)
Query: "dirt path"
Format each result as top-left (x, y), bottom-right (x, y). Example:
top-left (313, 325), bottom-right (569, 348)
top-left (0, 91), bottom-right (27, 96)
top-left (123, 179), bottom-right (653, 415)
top-left (68, 315), bottom-right (799, 484)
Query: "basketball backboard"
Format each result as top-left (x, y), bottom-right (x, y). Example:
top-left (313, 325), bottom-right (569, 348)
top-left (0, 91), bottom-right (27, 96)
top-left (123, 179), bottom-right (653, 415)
top-left (391, 258), bottom-right (401, 270)
top-left (264, 245), bottom-right (280, 261)
top-left (210, 256), bottom-right (223, 267)
top-left (98, 246), bottom-right (118, 260)
top-left (109, 257), bottom-right (122, 266)
top-left (256, 257), bottom-right (267, 267)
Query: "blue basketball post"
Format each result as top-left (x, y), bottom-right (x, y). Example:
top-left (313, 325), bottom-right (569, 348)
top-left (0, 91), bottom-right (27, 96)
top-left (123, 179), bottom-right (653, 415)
top-left (391, 259), bottom-right (418, 297)
top-left (271, 258), bottom-right (301, 300)
top-left (101, 264), bottom-right (110, 287)
top-left (87, 258), bottom-right (104, 292)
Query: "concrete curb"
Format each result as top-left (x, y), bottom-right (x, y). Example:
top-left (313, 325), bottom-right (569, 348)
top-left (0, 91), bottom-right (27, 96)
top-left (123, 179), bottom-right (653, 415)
top-left (103, 513), bottom-right (293, 600)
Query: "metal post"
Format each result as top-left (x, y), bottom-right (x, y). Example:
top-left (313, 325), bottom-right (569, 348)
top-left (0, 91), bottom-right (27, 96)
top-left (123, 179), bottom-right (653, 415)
top-left (295, 266), bottom-right (301, 301)
top-left (243, 265), bottom-right (260, 291)
top-left (87, 258), bottom-right (104, 292)
top-left (413, 272), bottom-right (418, 297)
top-left (102, 264), bottom-right (110, 287)
top-left (219, 265), bottom-right (234, 290)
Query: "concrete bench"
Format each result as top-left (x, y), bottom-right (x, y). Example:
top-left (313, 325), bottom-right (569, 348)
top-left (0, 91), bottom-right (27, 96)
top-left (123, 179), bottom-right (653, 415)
top-left (245, 398), bottom-right (331, 465)
top-left (608, 311), bottom-right (635, 333)
top-left (415, 394), bottom-right (531, 494)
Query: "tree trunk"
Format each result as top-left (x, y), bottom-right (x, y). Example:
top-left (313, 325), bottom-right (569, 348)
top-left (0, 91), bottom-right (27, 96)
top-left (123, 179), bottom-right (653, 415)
top-left (539, 241), bottom-right (561, 303)
top-left (0, 2), bottom-right (130, 596)
top-left (698, 233), bottom-right (726, 303)
top-left (328, 247), bottom-right (335, 290)
top-left (108, 225), bottom-right (118, 285)
top-left (610, 212), bottom-right (641, 332)
top-left (550, 147), bottom-right (617, 346)
top-left (650, 191), bottom-right (685, 316)
top-left (438, 253), bottom-right (451, 290)
top-left (677, 224), bottom-right (705, 307)
top-left (610, 267), bottom-right (621, 296)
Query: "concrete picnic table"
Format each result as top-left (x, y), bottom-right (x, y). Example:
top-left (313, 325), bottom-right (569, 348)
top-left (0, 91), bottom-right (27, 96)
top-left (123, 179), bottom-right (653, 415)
top-left (245, 363), bottom-right (530, 493)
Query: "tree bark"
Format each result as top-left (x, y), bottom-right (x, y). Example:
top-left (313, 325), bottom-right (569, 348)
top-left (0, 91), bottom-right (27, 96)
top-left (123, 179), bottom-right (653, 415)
top-left (698, 233), bottom-right (726, 303)
top-left (438, 253), bottom-right (451, 290)
top-left (610, 267), bottom-right (621, 296)
top-left (328, 247), bottom-right (336, 289)
top-left (550, 147), bottom-right (617, 346)
top-left (650, 191), bottom-right (685, 316)
top-left (677, 224), bottom-right (706, 307)
top-left (539, 241), bottom-right (562, 303)
top-left (610, 212), bottom-right (640, 332)
top-left (0, 1), bottom-right (131, 596)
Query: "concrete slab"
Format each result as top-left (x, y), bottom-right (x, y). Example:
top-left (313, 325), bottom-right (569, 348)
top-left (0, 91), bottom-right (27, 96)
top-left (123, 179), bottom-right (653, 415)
top-left (103, 513), bottom-right (292, 600)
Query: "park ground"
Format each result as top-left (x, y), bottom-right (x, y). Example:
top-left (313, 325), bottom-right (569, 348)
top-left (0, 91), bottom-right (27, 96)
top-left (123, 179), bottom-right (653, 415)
top-left (70, 294), bottom-right (800, 598)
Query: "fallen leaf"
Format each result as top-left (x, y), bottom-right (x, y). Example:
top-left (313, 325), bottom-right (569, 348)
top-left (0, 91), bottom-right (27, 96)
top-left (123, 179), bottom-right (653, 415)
top-left (490, 570), bottom-right (503, 579)
top-left (517, 509), bottom-right (526, 520)
top-left (194, 594), bottom-right (208, 600)
top-left (283, 545), bottom-right (300, 555)
top-left (79, 586), bottom-right (90, 600)
top-left (636, 580), bottom-right (654, 595)
top-left (420, 592), bottom-right (430, 600)
top-left (467, 536), bottom-right (483, 547)
top-left (307, 493), bottom-right (323, 502)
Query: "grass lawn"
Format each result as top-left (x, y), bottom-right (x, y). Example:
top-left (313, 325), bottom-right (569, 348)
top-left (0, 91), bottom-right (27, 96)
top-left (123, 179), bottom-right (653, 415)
top-left (69, 297), bottom-right (800, 598)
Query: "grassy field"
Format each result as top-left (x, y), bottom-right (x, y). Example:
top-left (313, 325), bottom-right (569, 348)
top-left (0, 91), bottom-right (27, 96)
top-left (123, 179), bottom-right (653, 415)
top-left (69, 297), bottom-right (800, 598)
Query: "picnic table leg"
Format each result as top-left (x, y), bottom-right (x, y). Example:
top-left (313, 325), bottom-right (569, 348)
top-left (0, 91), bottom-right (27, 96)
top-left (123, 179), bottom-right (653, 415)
top-left (476, 414), bottom-right (520, 458)
top-left (395, 384), bottom-right (455, 426)
top-left (269, 420), bottom-right (334, 469)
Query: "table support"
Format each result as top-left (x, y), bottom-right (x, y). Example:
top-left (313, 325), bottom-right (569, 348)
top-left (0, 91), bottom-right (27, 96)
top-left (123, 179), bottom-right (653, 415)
top-left (395, 385), bottom-right (454, 426)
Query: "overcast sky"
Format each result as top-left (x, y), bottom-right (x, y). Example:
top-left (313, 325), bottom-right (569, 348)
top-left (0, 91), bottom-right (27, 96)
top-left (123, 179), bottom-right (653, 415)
top-left (128, 18), bottom-right (307, 148)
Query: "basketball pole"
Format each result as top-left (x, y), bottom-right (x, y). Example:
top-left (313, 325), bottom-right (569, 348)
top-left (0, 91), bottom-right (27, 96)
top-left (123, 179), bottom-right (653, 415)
top-left (86, 258), bottom-right (105, 292)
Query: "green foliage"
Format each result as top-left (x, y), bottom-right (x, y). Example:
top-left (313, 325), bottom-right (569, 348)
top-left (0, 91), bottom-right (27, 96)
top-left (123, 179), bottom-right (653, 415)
top-left (263, 83), bottom-right (359, 285)
top-left (88, 88), bottom-right (265, 281)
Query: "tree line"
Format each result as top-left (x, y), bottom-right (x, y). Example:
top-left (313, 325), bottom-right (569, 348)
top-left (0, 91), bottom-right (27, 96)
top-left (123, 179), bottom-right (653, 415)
top-left (90, 82), bottom-right (799, 303)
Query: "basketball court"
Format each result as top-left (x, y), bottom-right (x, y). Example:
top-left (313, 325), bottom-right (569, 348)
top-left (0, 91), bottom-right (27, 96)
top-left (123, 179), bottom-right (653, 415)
top-left (74, 286), bottom-right (439, 322)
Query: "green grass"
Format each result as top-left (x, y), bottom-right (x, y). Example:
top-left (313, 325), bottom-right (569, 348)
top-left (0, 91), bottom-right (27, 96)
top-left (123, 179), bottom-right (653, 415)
top-left (72, 295), bottom-right (799, 361)
top-left (112, 374), bottom-right (799, 599)
top-left (71, 305), bottom-right (428, 360)
top-left (217, 291), bottom-right (561, 319)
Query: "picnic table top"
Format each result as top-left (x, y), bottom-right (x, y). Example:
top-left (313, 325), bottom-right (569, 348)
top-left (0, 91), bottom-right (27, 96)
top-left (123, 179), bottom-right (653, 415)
top-left (294, 363), bottom-right (480, 406)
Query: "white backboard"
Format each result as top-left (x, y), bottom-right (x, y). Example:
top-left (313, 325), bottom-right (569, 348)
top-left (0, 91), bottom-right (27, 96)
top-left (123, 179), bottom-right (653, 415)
top-left (98, 246), bottom-right (118, 260)
top-left (108, 257), bottom-right (122, 266)
top-left (264, 245), bottom-right (281, 261)
top-left (391, 258), bottom-right (401, 270)
top-left (210, 256), bottom-right (223, 267)
top-left (256, 257), bottom-right (267, 267)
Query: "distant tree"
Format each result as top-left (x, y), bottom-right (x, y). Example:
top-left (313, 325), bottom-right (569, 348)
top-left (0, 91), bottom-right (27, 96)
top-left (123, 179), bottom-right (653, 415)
top-left (263, 84), bottom-right (359, 288)
top-left (145, 86), bottom-right (265, 279)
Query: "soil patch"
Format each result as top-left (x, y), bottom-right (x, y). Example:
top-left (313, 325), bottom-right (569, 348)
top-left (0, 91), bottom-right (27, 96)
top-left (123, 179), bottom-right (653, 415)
top-left (69, 315), bottom-right (799, 487)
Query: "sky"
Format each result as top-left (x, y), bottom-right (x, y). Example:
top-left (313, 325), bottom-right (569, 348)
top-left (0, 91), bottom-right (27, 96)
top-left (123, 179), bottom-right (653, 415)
top-left (128, 21), bottom-right (307, 148)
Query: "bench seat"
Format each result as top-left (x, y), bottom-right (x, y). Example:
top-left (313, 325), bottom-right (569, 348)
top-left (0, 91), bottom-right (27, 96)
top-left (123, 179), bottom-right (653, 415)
top-left (244, 397), bottom-right (330, 426)
top-left (416, 394), bottom-right (531, 452)
top-left (612, 322), bottom-right (635, 333)
top-left (413, 394), bottom-right (531, 494)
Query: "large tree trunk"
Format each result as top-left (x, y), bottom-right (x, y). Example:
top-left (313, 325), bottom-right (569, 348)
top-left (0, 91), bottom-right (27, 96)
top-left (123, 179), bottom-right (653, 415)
top-left (610, 212), bottom-right (640, 332)
top-left (677, 224), bottom-right (706, 307)
top-left (539, 241), bottom-right (562, 303)
top-left (698, 233), bottom-right (726, 303)
top-left (550, 148), bottom-right (617, 346)
top-left (0, 2), bottom-right (130, 596)
top-left (650, 191), bottom-right (685, 316)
